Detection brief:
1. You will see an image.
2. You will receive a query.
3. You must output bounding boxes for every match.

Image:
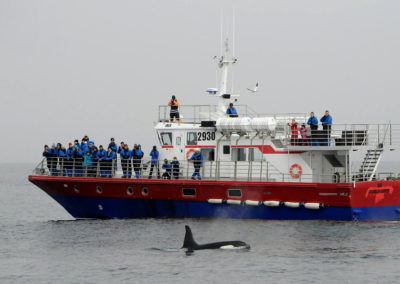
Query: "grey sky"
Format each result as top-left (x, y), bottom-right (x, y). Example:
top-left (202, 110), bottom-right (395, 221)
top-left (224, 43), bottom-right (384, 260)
top-left (1, 0), bottom-right (399, 163)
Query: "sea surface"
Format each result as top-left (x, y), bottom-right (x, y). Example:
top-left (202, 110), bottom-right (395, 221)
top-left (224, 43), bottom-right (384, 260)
top-left (1, 163), bottom-right (400, 283)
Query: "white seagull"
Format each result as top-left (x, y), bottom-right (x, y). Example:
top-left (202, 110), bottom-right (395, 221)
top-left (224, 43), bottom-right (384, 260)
top-left (247, 82), bottom-right (259, 93)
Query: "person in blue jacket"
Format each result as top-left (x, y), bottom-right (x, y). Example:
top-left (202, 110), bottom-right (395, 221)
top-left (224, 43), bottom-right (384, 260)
top-left (104, 147), bottom-right (115, 177)
top-left (108, 138), bottom-right (117, 153)
top-left (189, 150), bottom-right (203, 180)
top-left (119, 144), bottom-right (132, 178)
top-left (97, 145), bottom-right (107, 176)
top-left (148, 145), bottom-right (160, 179)
top-left (132, 144), bottom-right (144, 178)
top-left (307, 112), bottom-right (319, 146)
top-left (84, 151), bottom-right (94, 177)
top-left (161, 159), bottom-right (172, 179)
top-left (320, 110), bottom-right (333, 146)
top-left (72, 145), bottom-right (83, 176)
top-left (58, 146), bottom-right (68, 176)
top-left (49, 144), bottom-right (59, 176)
top-left (65, 143), bottom-right (74, 176)
top-left (226, 103), bottom-right (238, 117)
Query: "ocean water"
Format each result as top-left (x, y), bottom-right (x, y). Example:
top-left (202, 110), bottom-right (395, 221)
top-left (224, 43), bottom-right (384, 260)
top-left (1, 163), bottom-right (400, 283)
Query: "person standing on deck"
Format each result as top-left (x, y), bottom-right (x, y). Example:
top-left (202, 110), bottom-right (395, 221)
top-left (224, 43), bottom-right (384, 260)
top-left (226, 103), bottom-right (238, 117)
top-left (148, 146), bottom-right (160, 179)
top-left (189, 150), bottom-right (203, 180)
top-left (288, 119), bottom-right (299, 146)
top-left (119, 144), bottom-right (132, 178)
top-left (171, 156), bottom-right (180, 179)
top-left (168, 95), bottom-right (181, 124)
top-left (104, 147), bottom-right (115, 177)
top-left (320, 110), bottom-right (333, 146)
top-left (132, 144), bottom-right (144, 178)
top-left (97, 145), bottom-right (107, 177)
top-left (307, 112), bottom-right (319, 146)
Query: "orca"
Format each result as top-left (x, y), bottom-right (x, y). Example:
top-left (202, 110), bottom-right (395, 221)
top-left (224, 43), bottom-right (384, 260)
top-left (182, 225), bottom-right (250, 251)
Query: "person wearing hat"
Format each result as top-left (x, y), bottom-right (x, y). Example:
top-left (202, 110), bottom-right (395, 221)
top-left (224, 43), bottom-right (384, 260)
top-left (320, 110), bottom-right (333, 146)
top-left (168, 95), bottom-right (181, 124)
top-left (189, 150), bottom-right (204, 180)
top-left (226, 103), bottom-right (238, 117)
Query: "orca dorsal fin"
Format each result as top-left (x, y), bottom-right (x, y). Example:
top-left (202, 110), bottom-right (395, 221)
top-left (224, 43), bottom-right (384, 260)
top-left (182, 225), bottom-right (198, 249)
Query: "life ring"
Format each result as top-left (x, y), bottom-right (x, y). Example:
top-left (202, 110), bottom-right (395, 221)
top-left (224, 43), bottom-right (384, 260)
top-left (186, 148), bottom-right (197, 160)
top-left (290, 164), bottom-right (302, 179)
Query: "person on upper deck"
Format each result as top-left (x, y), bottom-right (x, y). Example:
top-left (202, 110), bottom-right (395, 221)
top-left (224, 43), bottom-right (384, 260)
top-left (320, 110), bottom-right (333, 146)
top-left (226, 103), bottom-right (238, 117)
top-left (42, 145), bottom-right (52, 172)
top-left (189, 150), bottom-right (203, 180)
top-left (168, 95), bottom-right (181, 124)
top-left (307, 112), bottom-right (319, 146)
top-left (148, 146), bottom-right (160, 179)
top-left (118, 142), bottom-right (125, 154)
top-left (72, 145), bottom-right (84, 177)
top-left (288, 119), bottom-right (299, 146)
top-left (120, 144), bottom-right (132, 178)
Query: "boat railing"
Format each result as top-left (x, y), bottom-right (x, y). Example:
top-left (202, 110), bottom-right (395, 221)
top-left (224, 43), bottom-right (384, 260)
top-left (32, 157), bottom-right (398, 183)
top-left (157, 104), bottom-right (299, 123)
top-left (281, 123), bottom-right (399, 149)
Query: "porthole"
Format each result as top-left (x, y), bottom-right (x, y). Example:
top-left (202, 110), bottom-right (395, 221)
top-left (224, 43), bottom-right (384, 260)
top-left (228, 189), bottom-right (242, 198)
top-left (142, 187), bottom-right (149, 196)
top-left (127, 187), bottom-right (134, 195)
top-left (182, 188), bottom-right (196, 196)
top-left (96, 186), bottom-right (103, 194)
top-left (98, 204), bottom-right (103, 211)
top-left (73, 185), bottom-right (80, 193)
top-left (63, 184), bottom-right (68, 188)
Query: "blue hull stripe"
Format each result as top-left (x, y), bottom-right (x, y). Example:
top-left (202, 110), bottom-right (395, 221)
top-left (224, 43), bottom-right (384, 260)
top-left (51, 195), bottom-right (400, 221)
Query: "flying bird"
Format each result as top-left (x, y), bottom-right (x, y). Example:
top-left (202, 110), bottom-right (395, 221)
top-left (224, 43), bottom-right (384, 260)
top-left (247, 82), bottom-right (259, 93)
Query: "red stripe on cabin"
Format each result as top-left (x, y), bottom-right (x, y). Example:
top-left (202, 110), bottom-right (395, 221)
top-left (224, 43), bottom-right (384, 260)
top-left (185, 145), bottom-right (216, 148)
top-left (231, 145), bottom-right (303, 154)
top-left (162, 146), bottom-right (174, 149)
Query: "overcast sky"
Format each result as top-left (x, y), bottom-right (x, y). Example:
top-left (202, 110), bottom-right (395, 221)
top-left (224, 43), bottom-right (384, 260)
top-left (1, 0), bottom-right (399, 163)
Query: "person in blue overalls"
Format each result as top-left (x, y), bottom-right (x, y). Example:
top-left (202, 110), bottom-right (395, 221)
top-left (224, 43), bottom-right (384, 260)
top-left (226, 103), bottom-right (238, 117)
top-left (320, 110), bottom-right (333, 146)
top-left (189, 150), bottom-right (203, 180)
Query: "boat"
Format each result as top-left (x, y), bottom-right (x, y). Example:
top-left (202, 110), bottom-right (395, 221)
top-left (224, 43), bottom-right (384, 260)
top-left (29, 39), bottom-right (400, 221)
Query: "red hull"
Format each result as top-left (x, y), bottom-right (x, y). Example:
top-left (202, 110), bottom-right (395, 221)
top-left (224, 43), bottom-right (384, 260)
top-left (28, 175), bottom-right (400, 208)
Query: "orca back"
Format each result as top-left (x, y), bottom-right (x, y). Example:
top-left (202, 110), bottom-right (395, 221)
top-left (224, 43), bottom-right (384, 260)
top-left (182, 225), bottom-right (198, 249)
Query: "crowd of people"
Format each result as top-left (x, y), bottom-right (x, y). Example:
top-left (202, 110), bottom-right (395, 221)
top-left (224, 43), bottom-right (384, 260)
top-left (288, 111), bottom-right (333, 146)
top-left (42, 135), bottom-right (204, 180)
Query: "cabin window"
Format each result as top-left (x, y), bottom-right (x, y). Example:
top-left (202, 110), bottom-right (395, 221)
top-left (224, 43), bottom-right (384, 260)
top-left (223, 145), bottom-right (230, 154)
top-left (249, 148), bottom-right (263, 162)
top-left (187, 132), bottom-right (197, 146)
top-left (176, 136), bottom-right (181, 146)
top-left (182, 188), bottom-right (196, 196)
top-left (228, 189), bottom-right (242, 197)
top-left (231, 148), bottom-right (247, 161)
top-left (201, 149), bottom-right (215, 161)
top-left (160, 132), bottom-right (172, 146)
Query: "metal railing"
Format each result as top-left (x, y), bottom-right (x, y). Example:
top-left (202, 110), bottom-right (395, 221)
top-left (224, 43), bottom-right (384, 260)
top-left (32, 157), bottom-right (398, 183)
top-left (282, 123), bottom-right (399, 149)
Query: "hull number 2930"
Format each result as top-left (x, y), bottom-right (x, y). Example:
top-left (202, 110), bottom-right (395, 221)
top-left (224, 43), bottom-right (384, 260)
top-left (198, 132), bottom-right (216, 141)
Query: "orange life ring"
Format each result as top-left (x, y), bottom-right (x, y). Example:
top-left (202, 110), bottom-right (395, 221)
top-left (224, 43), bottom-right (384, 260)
top-left (290, 164), bottom-right (302, 179)
top-left (186, 148), bottom-right (197, 160)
